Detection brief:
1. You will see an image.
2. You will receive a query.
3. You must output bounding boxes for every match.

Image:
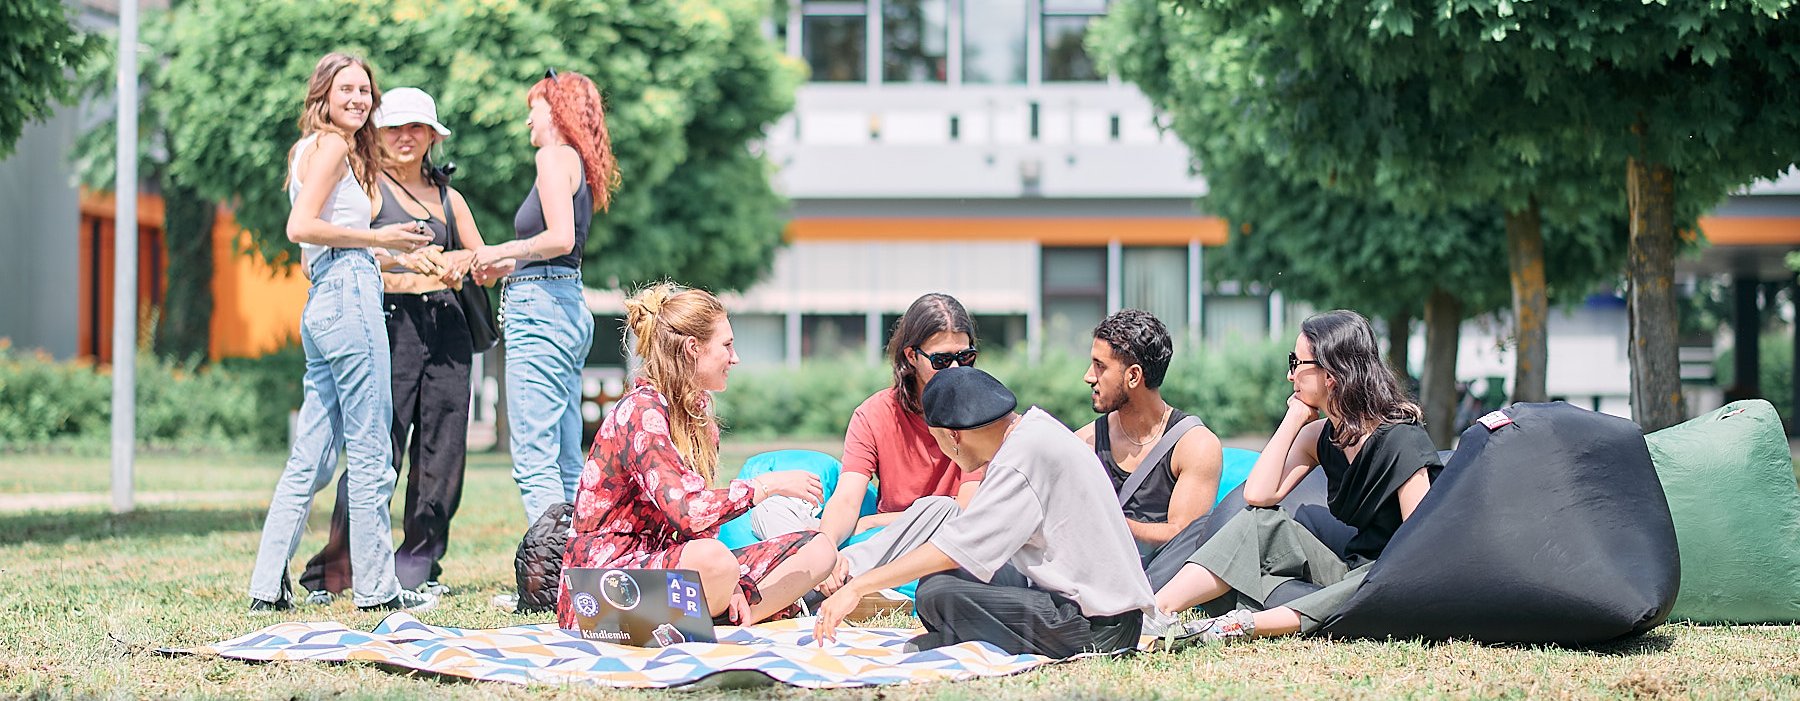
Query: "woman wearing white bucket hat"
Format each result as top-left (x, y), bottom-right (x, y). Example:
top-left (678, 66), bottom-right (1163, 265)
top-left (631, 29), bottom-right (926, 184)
top-left (247, 54), bottom-right (436, 614)
top-left (297, 86), bottom-right (489, 604)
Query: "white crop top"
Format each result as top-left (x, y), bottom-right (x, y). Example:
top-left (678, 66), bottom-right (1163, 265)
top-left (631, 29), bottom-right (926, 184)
top-left (287, 133), bottom-right (374, 271)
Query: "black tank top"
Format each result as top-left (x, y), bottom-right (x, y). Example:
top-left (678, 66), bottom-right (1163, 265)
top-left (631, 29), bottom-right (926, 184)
top-left (513, 153), bottom-right (593, 271)
top-left (1096, 408), bottom-right (1191, 523)
top-left (373, 180), bottom-right (451, 249)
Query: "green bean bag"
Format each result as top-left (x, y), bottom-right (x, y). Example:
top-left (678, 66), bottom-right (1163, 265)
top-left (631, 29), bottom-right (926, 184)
top-left (1645, 399), bottom-right (1800, 624)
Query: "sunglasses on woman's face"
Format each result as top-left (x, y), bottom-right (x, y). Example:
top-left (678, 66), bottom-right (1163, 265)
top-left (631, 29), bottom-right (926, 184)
top-left (915, 346), bottom-right (979, 370)
top-left (1288, 352), bottom-right (1321, 373)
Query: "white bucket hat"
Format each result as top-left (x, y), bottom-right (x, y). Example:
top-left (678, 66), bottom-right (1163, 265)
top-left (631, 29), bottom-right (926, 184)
top-left (374, 87), bottom-right (452, 136)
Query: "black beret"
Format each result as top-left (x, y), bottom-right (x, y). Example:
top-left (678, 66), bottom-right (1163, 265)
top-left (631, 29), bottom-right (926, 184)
top-left (921, 367), bottom-right (1018, 430)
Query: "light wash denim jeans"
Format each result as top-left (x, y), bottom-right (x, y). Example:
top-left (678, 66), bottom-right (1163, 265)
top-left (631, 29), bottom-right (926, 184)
top-left (248, 248), bottom-right (401, 608)
top-left (502, 267), bottom-right (593, 525)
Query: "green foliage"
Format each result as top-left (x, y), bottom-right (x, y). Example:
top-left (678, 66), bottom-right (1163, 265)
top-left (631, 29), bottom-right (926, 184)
top-left (1205, 157), bottom-right (1625, 319)
top-left (0, 0), bottom-right (101, 160)
top-left (134, 0), bottom-right (798, 292)
top-left (1715, 332), bottom-right (1796, 423)
top-left (716, 340), bottom-right (1293, 441)
top-left (0, 342), bottom-right (300, 453)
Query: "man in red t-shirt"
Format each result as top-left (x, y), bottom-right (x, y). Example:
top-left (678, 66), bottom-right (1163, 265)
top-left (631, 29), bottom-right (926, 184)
top-left (750, 293), bottom-right (984, 593)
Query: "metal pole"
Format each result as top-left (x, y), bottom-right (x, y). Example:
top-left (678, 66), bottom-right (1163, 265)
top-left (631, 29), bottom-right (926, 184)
top-left (111, 0), bottom-right (140, 514)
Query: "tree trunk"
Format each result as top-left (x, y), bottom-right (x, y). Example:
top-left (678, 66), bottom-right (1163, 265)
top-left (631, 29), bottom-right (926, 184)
top-left (1627, 154), bottom-right (1686, 431)
top-left (1505, 199), bottom-right (1548, 404)
top-left (152, 178), bottom-right (215, 363)
top-left (1384, 310), bottom-right (1414, 393)
top-left (1421, 288), bottom-right (1463, 449)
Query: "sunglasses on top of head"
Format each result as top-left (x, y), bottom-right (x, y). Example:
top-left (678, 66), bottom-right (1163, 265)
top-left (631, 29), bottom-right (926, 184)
top-left (914, 346), bottom-right (978, 370)
top-left (1288, 352), bottom-right (1321, 373)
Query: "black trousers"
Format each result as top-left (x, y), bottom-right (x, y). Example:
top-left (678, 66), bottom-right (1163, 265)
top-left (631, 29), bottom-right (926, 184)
top-left (300, 290), bottom-right (474, 592)
top-left (913, 566), bottom-right (1144, 658)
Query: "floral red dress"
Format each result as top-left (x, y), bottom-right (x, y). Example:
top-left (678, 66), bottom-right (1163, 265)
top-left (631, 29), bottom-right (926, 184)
top-left (557, 380), bottom-right (818, 628)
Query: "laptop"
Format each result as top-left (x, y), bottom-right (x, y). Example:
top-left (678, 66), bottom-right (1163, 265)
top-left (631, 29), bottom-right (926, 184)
top-left (561, 568), bottom-right (717, 647)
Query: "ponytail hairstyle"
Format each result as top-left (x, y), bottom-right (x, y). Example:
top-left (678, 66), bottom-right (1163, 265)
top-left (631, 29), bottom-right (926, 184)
top-left (1301, 309), bottom-right (1424, 449)
top-left (293, 52), bottom-right (384, 198)
top-left (528, 71), bottom-right (621, 211)
top-left (885, 293), bottom-right (977, 415)
top-left (624, 282), bottom-right (728, 482)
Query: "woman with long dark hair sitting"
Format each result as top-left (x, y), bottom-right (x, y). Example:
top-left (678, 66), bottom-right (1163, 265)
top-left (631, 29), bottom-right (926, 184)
top-left (1153, 309), bottom-right (1443, 646)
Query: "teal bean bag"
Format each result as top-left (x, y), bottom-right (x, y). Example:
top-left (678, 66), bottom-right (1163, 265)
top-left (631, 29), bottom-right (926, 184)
top-left (715, 450), bottom-right (917, 599)
top-left (716, 450), bottom-right (877, 549)
top-left (1645, 399), bottom-right (1800, 623)
top-left (1218, 447), bottom-right (1257, 505)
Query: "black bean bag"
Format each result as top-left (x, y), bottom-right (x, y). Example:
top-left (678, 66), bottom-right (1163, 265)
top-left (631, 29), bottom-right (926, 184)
top-left (1316, 402), bottom-right (1680, 644)
top-left (513, 501), bottom-right (574, 614)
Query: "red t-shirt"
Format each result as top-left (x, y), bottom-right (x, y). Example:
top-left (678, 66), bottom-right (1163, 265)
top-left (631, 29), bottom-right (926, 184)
top-left (841, 387), bottom-right (984, 513)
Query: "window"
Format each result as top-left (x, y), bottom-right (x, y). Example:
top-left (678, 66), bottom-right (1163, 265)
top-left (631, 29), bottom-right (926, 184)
top-left (1042, 247), bottom-right (1107, 355)
top-left (1204, 295), bottom-right (1269, 343)
top-left (971, 313), bottom-right (1028, 354)
top-left (803, 1), bottom-right (867, 82)
top-left (961, 0), bottom-right (1027, 84)
top-left (588, 315), bottom-right (628, 367)
top-left (1042, 1), bottom-right (1106, 82)
top-left (732, 313), bottom-right (787, 366)
top-left (883, 0), bottom-right (949, 82)
top-left (1122, 246), bottom-right (1187, 335)
top-left (802, 314), bottom-right (866, 359)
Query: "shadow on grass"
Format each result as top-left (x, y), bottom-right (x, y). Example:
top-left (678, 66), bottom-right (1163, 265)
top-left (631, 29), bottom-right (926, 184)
top-left (0, 506), bottom-right (266, 547)
top-left (1577, 631), bottom-right (1677, 656)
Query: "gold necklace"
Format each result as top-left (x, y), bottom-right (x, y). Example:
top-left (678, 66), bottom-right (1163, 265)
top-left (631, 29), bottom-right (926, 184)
top-left (1118, 406), bottom-right (1171, 447)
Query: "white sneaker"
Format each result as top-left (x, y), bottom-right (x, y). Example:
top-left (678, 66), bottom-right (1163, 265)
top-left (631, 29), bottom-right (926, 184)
top-left (489, 593), bottom-right (519, 612)
top-left (360, 588), bottom-right (437, 612)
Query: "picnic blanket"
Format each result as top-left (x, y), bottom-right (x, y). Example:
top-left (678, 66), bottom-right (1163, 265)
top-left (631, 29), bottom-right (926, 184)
top-left (169, 614), bottom-right (1092, 688)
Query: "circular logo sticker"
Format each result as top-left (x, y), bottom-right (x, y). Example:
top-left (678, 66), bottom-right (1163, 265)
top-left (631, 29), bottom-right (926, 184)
top-left (599, 569), bottom-right (641, 611)
top-left (572, 592), bottom-right (600, 618)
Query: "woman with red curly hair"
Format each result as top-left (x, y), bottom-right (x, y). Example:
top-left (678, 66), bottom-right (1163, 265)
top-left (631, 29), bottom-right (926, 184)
top-left (475, 69), bottom-right (621, 525)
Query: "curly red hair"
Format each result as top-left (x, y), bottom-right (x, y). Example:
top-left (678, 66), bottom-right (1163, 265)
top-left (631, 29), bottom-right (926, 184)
top-left (528, 72), bottom-right (620, 211)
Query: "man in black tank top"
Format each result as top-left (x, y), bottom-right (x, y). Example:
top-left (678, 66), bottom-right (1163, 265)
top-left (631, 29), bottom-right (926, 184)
top-left (1074, 311), bottom-right (1224, 564)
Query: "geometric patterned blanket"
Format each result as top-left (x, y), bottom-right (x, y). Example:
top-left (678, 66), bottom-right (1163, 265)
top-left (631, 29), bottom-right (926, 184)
top-left (167, 614), bottom-right (1094, 688)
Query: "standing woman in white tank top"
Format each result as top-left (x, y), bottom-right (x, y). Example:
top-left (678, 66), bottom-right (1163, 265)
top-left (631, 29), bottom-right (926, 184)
top-left (247, 52), bottom-right (438, 613)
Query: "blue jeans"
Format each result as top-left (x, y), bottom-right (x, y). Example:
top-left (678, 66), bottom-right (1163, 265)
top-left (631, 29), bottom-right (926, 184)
top-left (248, 248), bottom-right (401, 607)
top-left (502, 267), bottom-right (593, 525)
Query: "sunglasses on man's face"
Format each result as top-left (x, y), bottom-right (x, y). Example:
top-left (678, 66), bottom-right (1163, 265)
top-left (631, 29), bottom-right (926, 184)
top-left (1288, 352), bottom-right (1321, 373)
top-left (914, 346), bottom-right (979, 370)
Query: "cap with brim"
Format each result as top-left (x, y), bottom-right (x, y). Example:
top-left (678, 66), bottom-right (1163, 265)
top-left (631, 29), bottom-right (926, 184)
top-left (374, 87), bottom-right (451, 136)
top-left (921, 367), bottom-right (1018, 430)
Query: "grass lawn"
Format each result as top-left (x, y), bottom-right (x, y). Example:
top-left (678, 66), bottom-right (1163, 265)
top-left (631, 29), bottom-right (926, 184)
top-left (1, 447), bottom-right (1797, 699)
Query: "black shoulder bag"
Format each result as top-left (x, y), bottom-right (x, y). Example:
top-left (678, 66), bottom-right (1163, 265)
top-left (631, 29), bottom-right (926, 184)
top-left (440, 185), bottom-right (500, 352)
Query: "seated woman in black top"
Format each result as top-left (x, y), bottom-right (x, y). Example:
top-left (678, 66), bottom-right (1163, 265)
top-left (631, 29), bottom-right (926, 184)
top-left (1154, 309), bottom-right (1442, 646)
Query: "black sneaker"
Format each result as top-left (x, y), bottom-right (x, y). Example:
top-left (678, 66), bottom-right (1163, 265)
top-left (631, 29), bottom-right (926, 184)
top-left (248, 574), bottom-right (295, 614)
top-left (416, 580), bottom-right (451, 597)
top-left (359, 588), bottom-right (438, 612)
top-left (302, 589), bottom-right (336, 607)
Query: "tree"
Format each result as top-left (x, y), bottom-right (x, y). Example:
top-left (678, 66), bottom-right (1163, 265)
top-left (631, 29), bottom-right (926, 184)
top-left (0, 0), bottom-right (98, 158)
top-left (153, 0), bottom-right (800, 293)
top-left (1094, 0), bottom-right (1636, 411)
top-left (0, 0), bottom-right (100, 159)
top-left (1197, 155), bottom-right (1621, 446)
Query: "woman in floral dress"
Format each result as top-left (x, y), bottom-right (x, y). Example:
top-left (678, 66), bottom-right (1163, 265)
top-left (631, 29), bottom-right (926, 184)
top-left (558, 283), bottom-right (836, 628)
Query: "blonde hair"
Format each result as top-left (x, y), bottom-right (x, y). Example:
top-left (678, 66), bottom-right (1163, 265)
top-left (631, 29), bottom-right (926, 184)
top-left (624, 282), bottom-right (727, 482)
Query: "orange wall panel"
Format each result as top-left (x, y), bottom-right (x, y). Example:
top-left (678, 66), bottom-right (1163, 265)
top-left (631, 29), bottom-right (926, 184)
top-left (785, 216), bottom-right (1229, 246)
top-left (208, 209), bottom-right (308, 359)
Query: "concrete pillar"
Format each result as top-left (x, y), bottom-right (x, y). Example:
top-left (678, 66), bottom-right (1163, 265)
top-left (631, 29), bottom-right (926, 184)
top-left (1106, 238), bottom-right (1122, 314)
top-left (785, 309), bottom-right (802, 369)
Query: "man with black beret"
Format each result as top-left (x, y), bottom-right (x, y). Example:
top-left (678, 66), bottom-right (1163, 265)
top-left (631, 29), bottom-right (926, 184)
top-left (813, 367), bottom-right (1156, 657)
